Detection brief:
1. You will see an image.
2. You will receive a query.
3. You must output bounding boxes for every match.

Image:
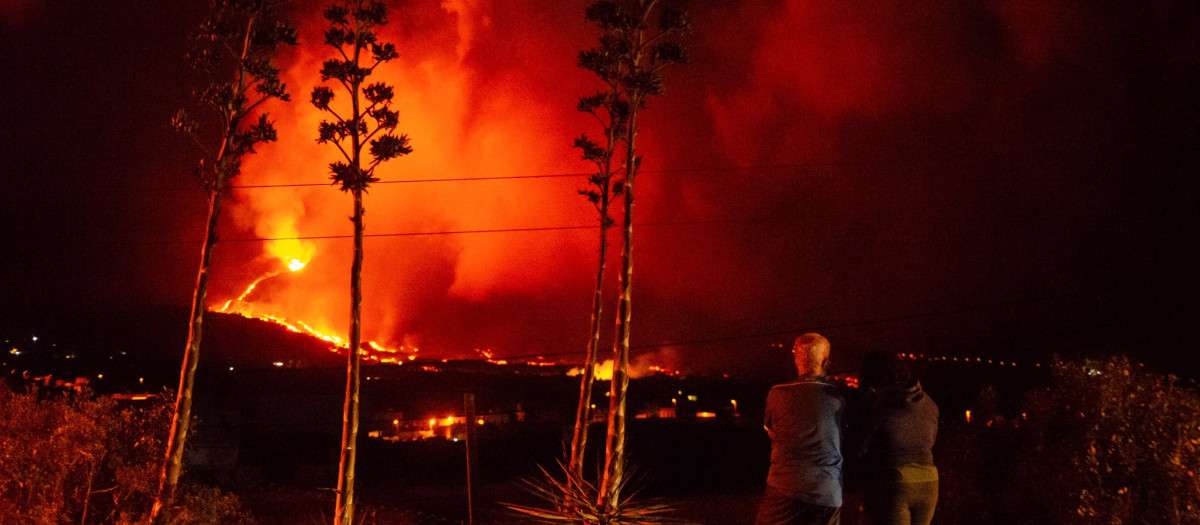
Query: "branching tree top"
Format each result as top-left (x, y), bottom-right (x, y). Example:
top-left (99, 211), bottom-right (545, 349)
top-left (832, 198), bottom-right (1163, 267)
top-left (310, 0), bottom-right (411, 194)
top-left (577, 0), bottom-right (687, 194)
top-left (171, 0), bottom-right (298, 193)
top-left (153, 2), bottom-right (296, 523)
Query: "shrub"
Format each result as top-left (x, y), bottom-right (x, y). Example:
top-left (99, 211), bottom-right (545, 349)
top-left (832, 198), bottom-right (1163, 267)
top-left (0, 388), bottom-right (249, 524)
top-left (1016, 357), bottom-right (1200, 524)
top-left (935, 356), bottom-right (1200, 525)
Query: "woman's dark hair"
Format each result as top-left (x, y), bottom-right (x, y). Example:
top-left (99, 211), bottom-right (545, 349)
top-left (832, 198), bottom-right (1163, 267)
top-left (859, 350), bottom-right (912, 391)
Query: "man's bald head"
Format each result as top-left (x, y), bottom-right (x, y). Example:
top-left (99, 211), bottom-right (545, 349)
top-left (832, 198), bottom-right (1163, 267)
top-left (793, 333), bottom-right (830, 376)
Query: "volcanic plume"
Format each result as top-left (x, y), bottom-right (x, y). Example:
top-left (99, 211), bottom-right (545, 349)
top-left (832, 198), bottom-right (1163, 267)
top-left (194, 0), bottom-right (1197, 374)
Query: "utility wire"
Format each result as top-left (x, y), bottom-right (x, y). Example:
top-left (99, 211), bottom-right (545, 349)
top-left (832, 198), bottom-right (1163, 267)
top-left (119, 215), bottom-right (841, 246)
top-left (13, 160), bottom-right (896, 195)
top-left (389, 278), bottom-right (1167, 362)
top-left (225, 161), bottom-right (869, 189)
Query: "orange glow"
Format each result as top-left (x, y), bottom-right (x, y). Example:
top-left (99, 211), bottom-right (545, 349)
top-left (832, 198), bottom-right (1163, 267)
top-left (695, 412), bottom-right (717, 419)
top-left (213, 305), bottom-right (422, 364)
top-left (568, 356), bottom-right (685, 381)
top-left (208, 0), bottom-right (597, 362)
top-left (220, 276), bottom-right (265, 313)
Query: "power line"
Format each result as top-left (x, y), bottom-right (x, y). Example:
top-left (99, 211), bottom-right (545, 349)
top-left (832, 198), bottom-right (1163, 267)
top-left (225, 161), bottom-right (871, 189)
top-left (13, 160), bottom-right (893, 196)
top-left (131, 215), bottom-right (829, 245)
top-left (219, 224), bottom-right (597, 242)
top-left (475, 279), bottom-right (1164, 361)
top-left (229, 172), bottom-right (587, 189)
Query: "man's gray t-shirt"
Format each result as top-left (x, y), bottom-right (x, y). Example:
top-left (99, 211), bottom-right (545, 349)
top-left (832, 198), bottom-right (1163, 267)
top-left (764, 375), bottom-right (846, 508)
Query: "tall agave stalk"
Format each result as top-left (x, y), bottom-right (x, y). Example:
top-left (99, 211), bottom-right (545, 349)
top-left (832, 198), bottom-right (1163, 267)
top-left (576, 0), bottom-right (689, 514)
top-left (310, 2), bottom-right (411, 523)
top-left (151, 2), bottom-right (296, 522)
top-left (568, 90), bottom-right (625, 481)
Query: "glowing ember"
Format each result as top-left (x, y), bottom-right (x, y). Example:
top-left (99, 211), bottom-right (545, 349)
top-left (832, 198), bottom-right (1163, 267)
top-left (220, 276), bottom-right (268, 313)
top-left (287, 258), bottom-right (306, 271)
top-left (568, 359), bottom-right (682, 380)
top-left (216, 307), bottom-right (419, 364)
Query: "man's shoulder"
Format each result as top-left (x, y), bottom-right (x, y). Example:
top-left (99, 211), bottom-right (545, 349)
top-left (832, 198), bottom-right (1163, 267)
top-left (771, 376), bottom-right (838, 390)
top-left (769, 377), bottom-right (846, 397)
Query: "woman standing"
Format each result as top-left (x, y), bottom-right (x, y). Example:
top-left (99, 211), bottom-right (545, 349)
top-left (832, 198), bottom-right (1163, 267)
top-left (857, 351), bottom-right (939, 525)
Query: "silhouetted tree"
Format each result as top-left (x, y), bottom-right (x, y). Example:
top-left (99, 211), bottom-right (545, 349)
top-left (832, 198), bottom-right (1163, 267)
top-left (567, 59), bottom-right (625, 483)
top-left (578, 0), bottom-right (688, 514)
top-left (153, 1), bottom-right (296, 521)
top-left (310, 2), bottom-right (411, 523)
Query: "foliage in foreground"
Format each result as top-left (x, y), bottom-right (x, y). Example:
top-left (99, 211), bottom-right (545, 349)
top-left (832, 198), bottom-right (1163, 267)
top-left (506, 461), bottom-right (675, 525)
top-left (936, 356), bottom-right (1200, 525)
top-left (0, 389), bottom-right (250, 524)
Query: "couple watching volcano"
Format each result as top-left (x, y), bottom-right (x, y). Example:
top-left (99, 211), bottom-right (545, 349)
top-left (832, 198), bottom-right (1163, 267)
top-left (756, 333), bottom-right (939, 525)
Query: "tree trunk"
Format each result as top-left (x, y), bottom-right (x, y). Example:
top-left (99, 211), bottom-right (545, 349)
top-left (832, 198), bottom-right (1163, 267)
top-left (569, 220), bottom-right (610, 479)
top-left (334, 17), bottom-right (367, 524)
top-left (151, 183), bottom-right (225, 523)
top-left (335, 189), bottom-right (365, 525)
top-left (599, 112), bottom-right (639, 511)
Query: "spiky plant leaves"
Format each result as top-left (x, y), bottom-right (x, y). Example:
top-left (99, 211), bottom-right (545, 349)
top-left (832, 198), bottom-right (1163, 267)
top-left (505, 461), bottom-right (678, 525)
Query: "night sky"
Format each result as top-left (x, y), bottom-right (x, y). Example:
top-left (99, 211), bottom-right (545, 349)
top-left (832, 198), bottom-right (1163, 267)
top-left (2, 0), bottom-right (1197, 378)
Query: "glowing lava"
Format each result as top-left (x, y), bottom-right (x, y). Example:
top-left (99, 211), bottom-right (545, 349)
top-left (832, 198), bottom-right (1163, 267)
top-left (211, 247), bottom-right (425, 362)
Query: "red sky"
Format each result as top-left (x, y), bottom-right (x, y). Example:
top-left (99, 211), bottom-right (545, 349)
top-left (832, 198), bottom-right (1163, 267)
top-left (2, 0), bottom-right (1197, 377)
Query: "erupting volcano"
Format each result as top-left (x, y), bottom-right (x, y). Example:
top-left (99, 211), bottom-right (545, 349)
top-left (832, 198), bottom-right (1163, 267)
top-left (206, 0), bottom-right (608, 365)
top-left (0, 0), bottom-right (1181, 378)
top-left (187, 0), bottom-right (1191, 376)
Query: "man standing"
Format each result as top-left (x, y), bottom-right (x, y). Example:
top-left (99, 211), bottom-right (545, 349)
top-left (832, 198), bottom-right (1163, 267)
top-left (756, 333), bottom-right (847, 525)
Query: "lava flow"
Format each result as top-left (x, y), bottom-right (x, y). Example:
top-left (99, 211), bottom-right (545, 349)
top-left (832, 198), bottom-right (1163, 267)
top-left (212, 238), bottom-right (422, 364)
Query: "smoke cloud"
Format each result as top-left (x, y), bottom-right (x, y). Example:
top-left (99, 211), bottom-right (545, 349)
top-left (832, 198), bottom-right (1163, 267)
top-left (203, 0), bottom-right (1197, 374)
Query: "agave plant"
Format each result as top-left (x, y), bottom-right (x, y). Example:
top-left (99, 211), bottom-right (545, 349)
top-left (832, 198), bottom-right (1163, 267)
top-left (505, 461), bottom-right (677, 525)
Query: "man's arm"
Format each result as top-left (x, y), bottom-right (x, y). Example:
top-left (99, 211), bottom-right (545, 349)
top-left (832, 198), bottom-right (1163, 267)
top-left (763, 389), bottom-right (776, 439)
